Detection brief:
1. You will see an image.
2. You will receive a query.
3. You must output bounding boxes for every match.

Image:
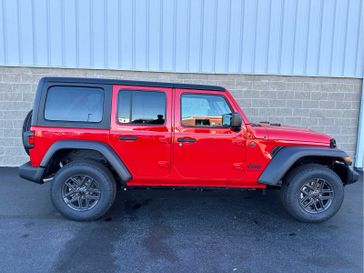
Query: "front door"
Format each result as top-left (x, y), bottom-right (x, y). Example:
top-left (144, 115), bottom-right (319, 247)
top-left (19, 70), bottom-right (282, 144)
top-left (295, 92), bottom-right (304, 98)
top-left (172, 89), bottom-right (246, 186)
top-left (109, 85), bottom-right (172, 185)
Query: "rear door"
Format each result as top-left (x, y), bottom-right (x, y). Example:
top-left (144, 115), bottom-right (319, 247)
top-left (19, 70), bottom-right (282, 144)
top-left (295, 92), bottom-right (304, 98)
top-left (109, 85), bottom-right (173, 185)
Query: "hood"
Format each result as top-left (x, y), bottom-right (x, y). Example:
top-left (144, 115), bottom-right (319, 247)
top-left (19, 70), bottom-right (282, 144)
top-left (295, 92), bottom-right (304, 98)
top-left (252, 123), bottom-right (331, 145)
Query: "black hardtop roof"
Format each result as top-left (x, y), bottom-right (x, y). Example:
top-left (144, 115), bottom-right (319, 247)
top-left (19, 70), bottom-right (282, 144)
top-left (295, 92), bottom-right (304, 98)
top-left (41, 77), bottom-right (226, 91)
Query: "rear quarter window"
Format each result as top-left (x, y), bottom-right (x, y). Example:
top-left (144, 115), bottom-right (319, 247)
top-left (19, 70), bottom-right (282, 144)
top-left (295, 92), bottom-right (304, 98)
top-left (44, 86), bottom-right (104, 123)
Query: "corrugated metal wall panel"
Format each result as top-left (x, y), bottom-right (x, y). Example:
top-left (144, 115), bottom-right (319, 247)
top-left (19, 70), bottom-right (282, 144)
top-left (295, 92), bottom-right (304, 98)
top-left (0, 0), bottom-right (362, 77)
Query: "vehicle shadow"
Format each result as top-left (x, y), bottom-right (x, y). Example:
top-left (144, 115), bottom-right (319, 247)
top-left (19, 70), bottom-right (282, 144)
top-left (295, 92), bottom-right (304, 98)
top-left (106, 187), bottom-right (300, 229)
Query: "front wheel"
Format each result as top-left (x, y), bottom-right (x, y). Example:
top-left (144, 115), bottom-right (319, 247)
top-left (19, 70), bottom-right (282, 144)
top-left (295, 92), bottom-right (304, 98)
top-left (280, 164), bottom-right (344, 223)
top-left (50, 160), bottom-right (116, 221)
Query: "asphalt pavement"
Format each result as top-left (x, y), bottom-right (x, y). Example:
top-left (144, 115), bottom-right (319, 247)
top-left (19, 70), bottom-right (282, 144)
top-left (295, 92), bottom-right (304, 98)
top-left (0, 167), bottom-right (362, 273)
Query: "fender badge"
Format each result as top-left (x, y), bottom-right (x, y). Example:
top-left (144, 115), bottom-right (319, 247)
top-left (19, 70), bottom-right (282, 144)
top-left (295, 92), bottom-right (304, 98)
top-left (249, 141), bottom-right (256, 147)
top-left (248, 164), bottom-right (261, 170)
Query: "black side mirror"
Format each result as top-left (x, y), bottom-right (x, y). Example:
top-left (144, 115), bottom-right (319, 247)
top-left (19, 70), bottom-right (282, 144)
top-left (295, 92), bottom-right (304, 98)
top-left (231, 112), bottom-right (242, 131)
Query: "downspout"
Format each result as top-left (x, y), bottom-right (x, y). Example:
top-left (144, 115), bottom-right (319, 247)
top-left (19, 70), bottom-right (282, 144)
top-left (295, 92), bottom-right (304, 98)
top-left (355, 78), bottom-right (364, 171)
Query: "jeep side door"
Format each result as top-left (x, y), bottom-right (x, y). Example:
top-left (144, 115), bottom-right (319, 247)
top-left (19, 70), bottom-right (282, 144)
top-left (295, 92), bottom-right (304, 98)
top-left (172, 89), bottom-right (246, 187)
top-left (109, 85), bottom-right (172, 185)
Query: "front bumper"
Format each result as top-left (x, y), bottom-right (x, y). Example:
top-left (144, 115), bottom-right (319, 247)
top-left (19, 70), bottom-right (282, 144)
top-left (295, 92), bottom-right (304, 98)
top-left (18, 162), bottom-right (45, 184)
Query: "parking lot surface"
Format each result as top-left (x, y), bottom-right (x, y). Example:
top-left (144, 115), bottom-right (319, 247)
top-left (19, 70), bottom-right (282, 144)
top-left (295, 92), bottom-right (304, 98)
top-left (0, 167), bottom-right (362, 273)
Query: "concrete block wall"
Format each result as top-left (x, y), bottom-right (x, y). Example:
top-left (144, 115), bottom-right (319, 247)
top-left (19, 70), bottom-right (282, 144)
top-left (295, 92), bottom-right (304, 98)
top-left (0, 66), bottom-right (362, 166)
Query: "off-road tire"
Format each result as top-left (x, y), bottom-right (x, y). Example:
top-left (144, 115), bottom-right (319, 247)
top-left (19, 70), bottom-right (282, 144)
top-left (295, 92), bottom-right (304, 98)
top-left (280, 163), bottom-right (344, 223)
top-left (50, 160), bottom-right (117, 221)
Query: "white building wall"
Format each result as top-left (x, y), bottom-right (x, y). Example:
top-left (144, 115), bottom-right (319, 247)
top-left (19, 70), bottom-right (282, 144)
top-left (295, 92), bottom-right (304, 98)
top-left (0, 0), bottom-right (362, 77)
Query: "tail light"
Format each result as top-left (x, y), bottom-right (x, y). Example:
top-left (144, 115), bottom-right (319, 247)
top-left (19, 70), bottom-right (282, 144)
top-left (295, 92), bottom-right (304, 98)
top-left (23, 131), bottom-right (35, 149)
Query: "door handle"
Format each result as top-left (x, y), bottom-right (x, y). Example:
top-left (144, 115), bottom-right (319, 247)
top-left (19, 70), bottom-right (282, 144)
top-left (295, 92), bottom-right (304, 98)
top-left (119, 136), bottom-right (138, 141)
top-left (177, 137), bottom-right (196, 143)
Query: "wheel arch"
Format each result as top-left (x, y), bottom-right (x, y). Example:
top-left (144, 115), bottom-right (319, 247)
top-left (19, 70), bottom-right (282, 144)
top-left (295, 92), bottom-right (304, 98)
top-left (41, 140), bottom-right (131, 184)
top-left (258, 147), bottom-right (351, 186)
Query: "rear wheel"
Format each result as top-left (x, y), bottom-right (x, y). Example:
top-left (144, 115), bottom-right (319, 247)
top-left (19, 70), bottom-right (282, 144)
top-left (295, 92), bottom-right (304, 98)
top-left (280, 164), bottom-right (344, 223)
top-left (50, 160), bottom-right (116, 221)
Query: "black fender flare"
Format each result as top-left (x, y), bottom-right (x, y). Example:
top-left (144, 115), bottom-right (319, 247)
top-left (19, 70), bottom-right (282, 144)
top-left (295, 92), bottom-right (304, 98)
top-left (41, 140), bottom-right (132, 183)
top-left (258, 147), bottom-right (349, 186)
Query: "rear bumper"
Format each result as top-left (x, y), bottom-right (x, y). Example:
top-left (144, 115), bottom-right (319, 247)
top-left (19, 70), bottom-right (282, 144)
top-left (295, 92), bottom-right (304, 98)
top-left (346, 167), bottom-right (360, 185)
top-left (18, 162), bottom-right (45, 184)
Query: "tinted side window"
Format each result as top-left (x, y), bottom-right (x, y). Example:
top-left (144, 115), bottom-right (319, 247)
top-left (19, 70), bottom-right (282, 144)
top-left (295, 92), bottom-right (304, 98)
top-left (181, 93), bottom-right (232, 127)
top-left (118, 90), bottom-right (166, 125)
top-left (45, 86), bottom-right (104, 122)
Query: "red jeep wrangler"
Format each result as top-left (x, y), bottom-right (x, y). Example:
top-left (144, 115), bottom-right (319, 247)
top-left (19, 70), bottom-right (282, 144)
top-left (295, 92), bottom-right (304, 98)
top-left (19, 77), bottom-right (358, 222)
